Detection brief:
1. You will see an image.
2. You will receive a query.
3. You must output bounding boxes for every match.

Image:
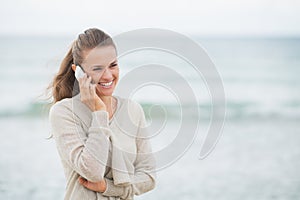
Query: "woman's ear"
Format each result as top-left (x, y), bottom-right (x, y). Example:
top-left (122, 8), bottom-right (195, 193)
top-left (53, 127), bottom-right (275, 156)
top-left (71, 64), bottom-right (76, 72)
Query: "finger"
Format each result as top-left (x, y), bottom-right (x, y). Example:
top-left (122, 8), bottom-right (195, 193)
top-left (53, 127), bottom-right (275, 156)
top-left (86, 77), bottom-right (94, 96)
top-left (81, 75), bottom-right (92, 97)
top-left (78, 74), bottom-right (87, 90)
top-left (78, 177), bottom-right (88, 186)
top-left (92, 85), bottom-right (102, 104)
top-left (78, 177), bottom-right (84, 184)
top-left (79, 178), bottom-right (94, 190)
top-left (90, 83), bottom-right (96, 96)
top-left (82, 75), bottom-right (91, 89)
top-left (91, 85), bottom-right (99, 104)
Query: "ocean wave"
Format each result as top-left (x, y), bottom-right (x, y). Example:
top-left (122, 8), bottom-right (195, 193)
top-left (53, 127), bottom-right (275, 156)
top-left (0, 101), bottom-right (299, 121)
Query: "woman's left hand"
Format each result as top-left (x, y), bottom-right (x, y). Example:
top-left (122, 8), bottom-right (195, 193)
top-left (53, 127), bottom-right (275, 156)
top-left (78, 176), bottom-right (107, 193)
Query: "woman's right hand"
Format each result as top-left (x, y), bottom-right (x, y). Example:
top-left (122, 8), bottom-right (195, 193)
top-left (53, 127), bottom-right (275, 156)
top-left (78, 75), bottom-right (106, 112)
top-left (78, 176), bottom-right (107, 193)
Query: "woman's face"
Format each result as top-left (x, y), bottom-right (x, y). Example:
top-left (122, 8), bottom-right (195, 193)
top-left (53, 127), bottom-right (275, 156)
top-left (81, 45), bottom-right (119, 97)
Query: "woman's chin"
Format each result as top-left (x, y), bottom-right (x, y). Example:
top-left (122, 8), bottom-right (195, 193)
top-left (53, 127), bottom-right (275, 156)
top-left (96, 86), bottom-right (114, 97)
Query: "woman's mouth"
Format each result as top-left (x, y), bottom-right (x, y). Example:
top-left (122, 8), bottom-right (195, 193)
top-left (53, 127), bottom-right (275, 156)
top-left (98, 79), bottom-right (114, 88)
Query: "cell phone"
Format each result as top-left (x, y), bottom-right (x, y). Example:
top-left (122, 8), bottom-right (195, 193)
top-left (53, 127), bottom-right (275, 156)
top-left (75, 65), bottom-right (86, 81)
top-left (75, 65), bottom-right (95, 84)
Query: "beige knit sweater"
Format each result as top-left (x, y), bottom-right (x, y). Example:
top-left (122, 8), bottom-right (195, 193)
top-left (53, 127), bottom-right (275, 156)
top-left (49, 94), bottom-right (156, 200)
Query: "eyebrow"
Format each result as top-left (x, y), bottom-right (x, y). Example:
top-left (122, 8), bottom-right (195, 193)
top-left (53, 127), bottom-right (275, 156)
top-left (91, 60), bottom-right (117, 68)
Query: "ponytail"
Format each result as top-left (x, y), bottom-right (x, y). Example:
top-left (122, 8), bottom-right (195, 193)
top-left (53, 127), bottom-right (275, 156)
top-left (50, 43), bottom-right (79, 103)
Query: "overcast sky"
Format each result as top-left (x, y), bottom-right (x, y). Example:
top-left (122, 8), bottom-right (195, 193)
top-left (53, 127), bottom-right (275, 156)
top-left (0, 0), bottom-right (300, 37)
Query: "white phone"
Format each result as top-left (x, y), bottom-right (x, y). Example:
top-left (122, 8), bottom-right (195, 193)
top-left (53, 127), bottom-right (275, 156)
top-left (75, 65), bottom-right (96, 84)
top-left (75, 65), bottom-right (85, 81)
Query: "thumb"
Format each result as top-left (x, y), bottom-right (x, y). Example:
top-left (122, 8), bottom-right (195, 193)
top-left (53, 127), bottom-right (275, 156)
top-left (91, 84), bottom-right (100, 99)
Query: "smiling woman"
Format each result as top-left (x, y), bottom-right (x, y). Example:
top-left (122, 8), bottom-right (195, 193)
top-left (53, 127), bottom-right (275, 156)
top-left (72, 45), bottom-right (119, 98)
top-left (48, 28), bottom-right (156, 200)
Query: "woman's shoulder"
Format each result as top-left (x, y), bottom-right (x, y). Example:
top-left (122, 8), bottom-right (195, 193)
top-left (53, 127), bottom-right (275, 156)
top-left (49, 95), bottom-right (81, 115)
top-left (50, 98), bottom-right (72, 110)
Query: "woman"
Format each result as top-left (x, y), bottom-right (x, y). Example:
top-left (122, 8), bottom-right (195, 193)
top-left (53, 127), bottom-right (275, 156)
top-left (48, 28), bottom-right (156, 200)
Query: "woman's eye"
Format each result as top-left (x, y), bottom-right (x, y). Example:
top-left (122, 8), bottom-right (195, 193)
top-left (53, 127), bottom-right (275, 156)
top-left (110, 64), bottom-right (118, 68)
top-left (93, 68), bottom-right (103, 71)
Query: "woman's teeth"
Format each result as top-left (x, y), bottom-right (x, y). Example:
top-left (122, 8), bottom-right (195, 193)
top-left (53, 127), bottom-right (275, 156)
top-left (99, 80), bottom-right (113, 87)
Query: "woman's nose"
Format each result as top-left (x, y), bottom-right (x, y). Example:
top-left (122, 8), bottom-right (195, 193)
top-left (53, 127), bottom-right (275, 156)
top-left (101, 68), bottom-right (113, 79)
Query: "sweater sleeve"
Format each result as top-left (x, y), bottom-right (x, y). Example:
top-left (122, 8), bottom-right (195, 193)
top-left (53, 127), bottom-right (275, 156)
top-left (49, 102), bottom-right (111, 182)
top-left (102, 103), bottom-right (156, 199)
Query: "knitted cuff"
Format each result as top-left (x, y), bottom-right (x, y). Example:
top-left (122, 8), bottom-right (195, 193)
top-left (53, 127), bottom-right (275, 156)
top-left (102, 178), bottom-right (125, 197)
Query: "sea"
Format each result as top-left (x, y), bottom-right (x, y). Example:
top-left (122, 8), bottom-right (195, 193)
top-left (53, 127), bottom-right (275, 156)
top-left (0, 35), bottom-right (299, 199)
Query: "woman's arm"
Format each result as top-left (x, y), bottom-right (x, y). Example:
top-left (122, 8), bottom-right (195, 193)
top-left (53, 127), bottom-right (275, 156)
top-left (80, 121), bottom-right (156, 199)
top-left (77, 102), bottom-right (156, 199)
top-left (49, 102), bottom-right (111, 182)
top-left (102, 103), bottom-right (156, 199)
top-left (102, 138), bottom-right (156, 199)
